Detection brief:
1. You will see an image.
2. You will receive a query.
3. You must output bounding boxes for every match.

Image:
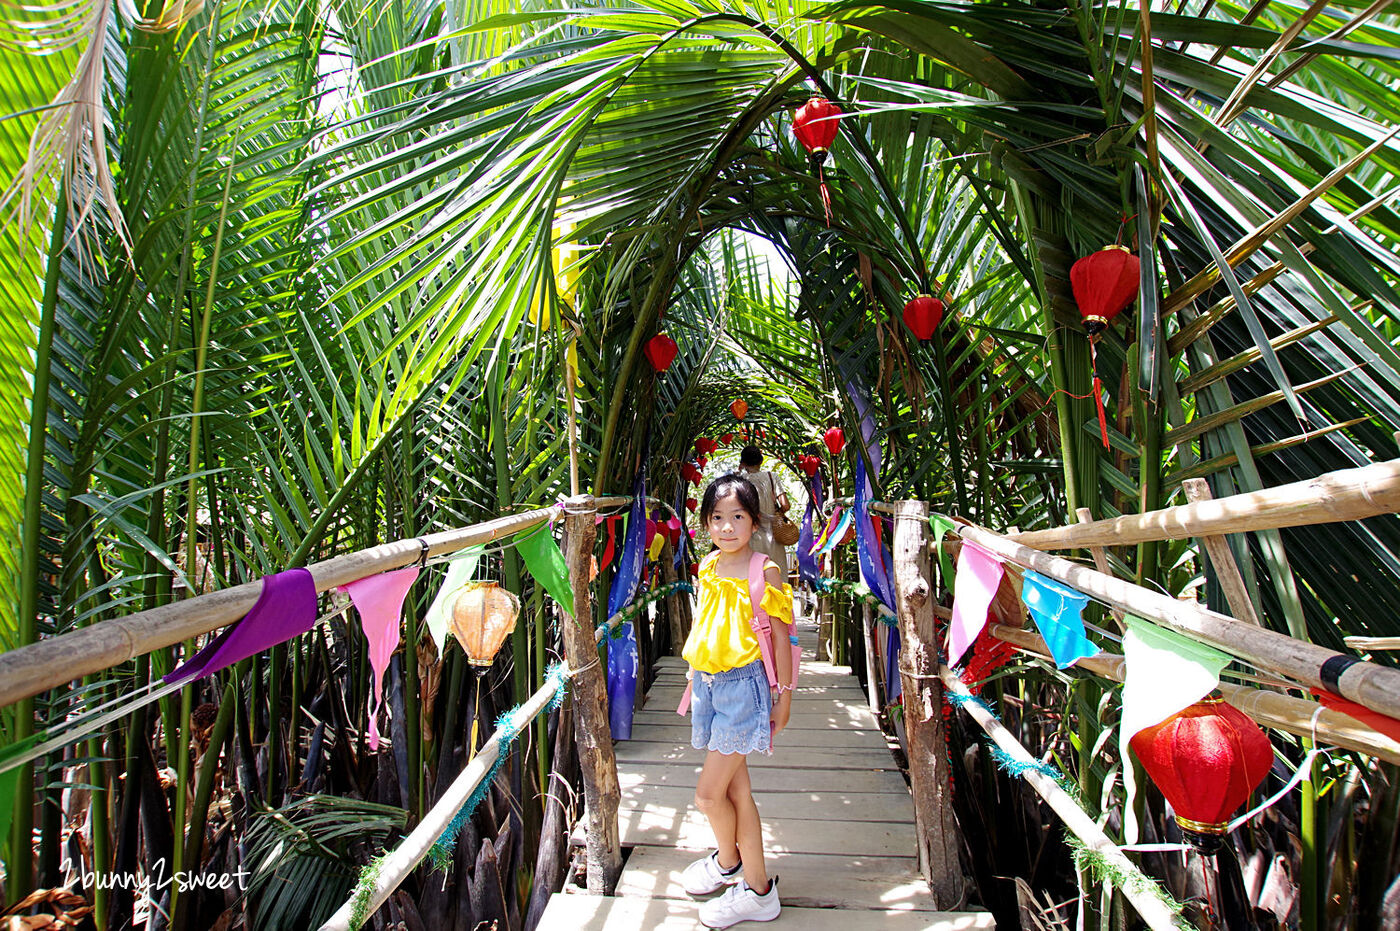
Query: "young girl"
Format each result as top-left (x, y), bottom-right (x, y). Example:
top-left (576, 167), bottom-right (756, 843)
top-left (678, 473), bottom-right (795, 928)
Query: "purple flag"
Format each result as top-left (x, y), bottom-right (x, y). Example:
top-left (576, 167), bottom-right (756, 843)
top-left (166, 568), bottom-right (318, 682)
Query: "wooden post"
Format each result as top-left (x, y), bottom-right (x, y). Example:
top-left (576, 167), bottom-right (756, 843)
top-left (1181, 478), bottom-right (1262, 626)
top-left (560, 495), bottom-right (622, 894)
top-left (817, 590), bottom-right (828, 663)
top-left (891, 500), bottom-right (967, 906)
top-left (862, 602), bottom-right (881, 712)
top-left (659, 540), bottom-right (687, 655)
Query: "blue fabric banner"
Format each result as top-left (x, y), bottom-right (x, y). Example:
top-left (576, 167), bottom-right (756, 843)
top-left (608, 469), bottom-right (646, 616)
top-left (606, 467), bottom-right (646, 738)
top-left (607, 620), bottom-right (639, 739)
top-left (855, 455), bottom-right (896, 611)
top-left (1020, 570), bottom-right (1098, 669)
top-left (797, 474), bottom-right (819, 584)
top-left (885, 624), bottom-right (902, 704)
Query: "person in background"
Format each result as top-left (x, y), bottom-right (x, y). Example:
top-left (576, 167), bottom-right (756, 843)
top-left (736, 446), bottom-right (790, 579)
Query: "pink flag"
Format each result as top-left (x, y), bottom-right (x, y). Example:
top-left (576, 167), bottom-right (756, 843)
top-left (948, 541), bottom-right (1004, 667)
top-left (341, 566), bottom-right (420, 750)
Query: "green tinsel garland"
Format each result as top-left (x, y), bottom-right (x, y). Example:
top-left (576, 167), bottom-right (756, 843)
top-left (347, 851), bottom-right (389, 929)
top-left (1066, 834), bottom-right (1185, 916)
top-left (947, 687), bottom-right (1184, 923)
top-left (344, 663), bottom-right (572, 926)
top-left (599, 581), bottom-right (694, 637)
top-left (813, 576), bottom-right (897, 625)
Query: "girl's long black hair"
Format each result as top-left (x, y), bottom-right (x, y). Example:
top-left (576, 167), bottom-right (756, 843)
top-left (699, 472), bottom-right (761, 526)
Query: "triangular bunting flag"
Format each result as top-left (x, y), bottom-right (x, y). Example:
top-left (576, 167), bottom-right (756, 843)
top-left (1310, 688), bottom-right (1400, 744)
top-left (342, 566), bottom-right (420, 750)
top-left (425, 546), bottom-right (483, 656)
top-left (517, 524), bottom-right (574, 618)
top-left (1020, 570), bottom-right (1098, 669)
top-left (1119, 615), bottom-right (1230, 844)
top-left (948, 541), bottom-right (1004, 667)
top-left (166, 568), bottom-right (318, 682)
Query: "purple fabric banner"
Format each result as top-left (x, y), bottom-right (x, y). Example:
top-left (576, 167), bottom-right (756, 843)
top-left (607, 467), bottom-right (646, 738)
top-left (166, 568), bottom-right (318, 683)
top-left (608, 470), bottom-right (646, 616)
top-left (608, 621), bottom-right (639, 739)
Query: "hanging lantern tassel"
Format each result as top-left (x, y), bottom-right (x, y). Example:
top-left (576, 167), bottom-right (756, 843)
top-left (1070, 245), bottom-right (1140, 450)
top-left (1090, 337), bottom-right (1110, 450)
top-left (792, 97), bottom-right (842, 227)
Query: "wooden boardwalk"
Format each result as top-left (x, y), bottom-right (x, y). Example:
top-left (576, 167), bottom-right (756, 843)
top-left (537, 617), bottom-right (994, 930)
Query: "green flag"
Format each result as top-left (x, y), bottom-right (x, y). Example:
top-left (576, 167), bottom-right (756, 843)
top-left (425, 546), bottom-right (484, 655)
top-left (928, 513), bottom-right (959, 591)
top-left (517, 523), bottom-right (575, 619)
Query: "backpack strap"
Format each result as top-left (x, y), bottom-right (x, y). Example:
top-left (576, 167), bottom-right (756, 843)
top-left (747, 551), bottom-right (780, 690)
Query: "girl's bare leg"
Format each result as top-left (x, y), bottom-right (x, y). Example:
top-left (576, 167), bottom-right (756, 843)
top-left (694, 750), bottom-right (747, 870)
top-left (726, 758), bottom-right (769, 891)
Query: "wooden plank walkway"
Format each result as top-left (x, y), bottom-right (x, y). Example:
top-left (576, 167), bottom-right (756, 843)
top-left (537, 616), bottom-right (994, 930)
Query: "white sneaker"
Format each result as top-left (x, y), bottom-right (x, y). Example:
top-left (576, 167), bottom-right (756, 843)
top-left (699, 876), bottom-right (781, 928)
top-left (680, 851), bottom-right (742, 896)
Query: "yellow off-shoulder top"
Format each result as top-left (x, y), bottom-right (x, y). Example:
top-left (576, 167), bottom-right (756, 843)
top-left (681, 550), bottom-right (796, 674)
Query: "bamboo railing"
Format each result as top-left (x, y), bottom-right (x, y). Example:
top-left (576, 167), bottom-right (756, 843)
top-left (957, 523), bottom-right (1400, 722)
top-left (0, 496), bottom-right (641, 709)
top-left (1006, 458), bottom-right (1400, 551)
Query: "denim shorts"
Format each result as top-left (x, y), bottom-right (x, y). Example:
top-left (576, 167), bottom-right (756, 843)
top-left (689, 660), bottom-right (772, 756)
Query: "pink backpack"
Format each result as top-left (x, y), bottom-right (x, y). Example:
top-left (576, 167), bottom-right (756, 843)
top-left (676, 551), bottom-right (801, 719)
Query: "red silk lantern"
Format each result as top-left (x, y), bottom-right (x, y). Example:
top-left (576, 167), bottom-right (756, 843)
top-left (730, 399), bottom-right (748, 420)
top-left (1070, 245), bottom-right (1140, 449)
top-left (1130, 696), bottom-right (1273, 853)
top-left (799, 455), bottom-right (820, 477)
top-left (756, 427), bottom-right (765, 440)
top-left (719, 432), bottom-right (733, 445)
top-left (792, 96), bottom-right (842, 226)
top-left (792, 96), bottom-right (841, 157)
top-left (643, 333), bottom-right (678, 373)
top-left (823, 426), bottom-right (845, 456)
top-left (1071, 245), bottom-right (1140, 335)
top-left (696, 455), bottom-right (708, 469)
top-left (682, 463), bottom-right (702, 484)
top-left (685, 496), bottom-right (697, 513)
top-left (695, 437), bottom-right (717, 456)
top-left (902, 294), bottom-right (944, 340)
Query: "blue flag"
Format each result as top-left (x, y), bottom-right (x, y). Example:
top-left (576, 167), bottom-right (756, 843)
top-left (606, 467), bottom-right (646, 738)
top-left (797, 474), bottom-right (820, 584)
top-left (1020, 570), bottom-right (1098, 669)
top-left (855, 454), bottom-right (896, 611)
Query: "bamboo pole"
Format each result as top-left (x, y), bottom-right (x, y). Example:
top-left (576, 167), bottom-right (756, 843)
top-left (988, 624), bottom-right (1400, 765)
top-left (1007, 459), bottom-right (1400, 551)
top-left (0, 499), bottom-right (632, 711)
top-left (1076, 507), bottom-right (1125, 633)
top-left (956, 523), bottom-right (1400, 721)
top-left (939, 668), bottom-right (1188, 931)
top-left (1180, 478), bottom-right (1262, 626)
top-left (317, 665), bottom-right (572, 931)
top-left (891, 501), bottom-right (966, 907)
